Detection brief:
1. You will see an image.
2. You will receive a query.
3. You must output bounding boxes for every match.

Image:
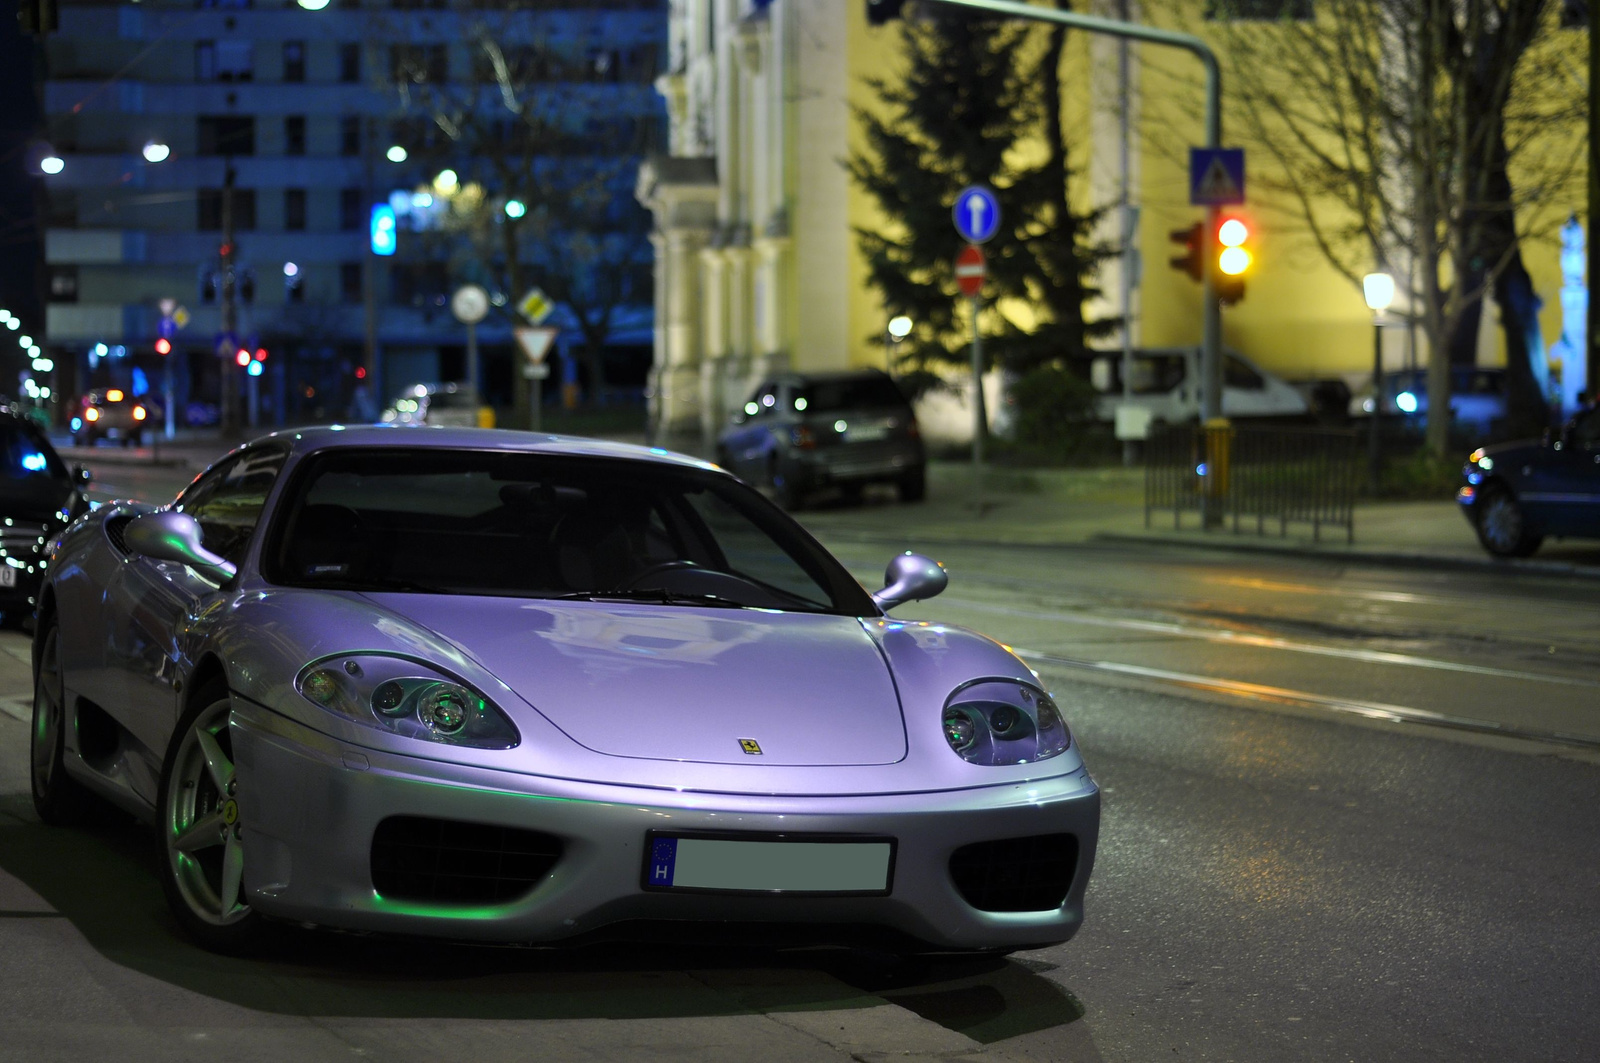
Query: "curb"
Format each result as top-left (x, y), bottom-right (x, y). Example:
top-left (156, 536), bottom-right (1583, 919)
top-left (1092, 532), bottom-right (1600, 581)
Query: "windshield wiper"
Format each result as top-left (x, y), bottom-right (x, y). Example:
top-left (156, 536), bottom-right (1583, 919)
top-left (550, 589), bottom-right (748, 609)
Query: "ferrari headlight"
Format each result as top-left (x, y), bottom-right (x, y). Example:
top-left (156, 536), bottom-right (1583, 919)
top-left (942, 680), bottom-right (1070, 766)
top-left (295, 655), bottom-right (519, 749)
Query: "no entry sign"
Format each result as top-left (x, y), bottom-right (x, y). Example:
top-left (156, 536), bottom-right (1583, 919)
top-left (955, 244), bottom-right (986, 298)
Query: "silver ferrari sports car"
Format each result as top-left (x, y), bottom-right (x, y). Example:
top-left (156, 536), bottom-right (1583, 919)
top-left (31, 428), bottom-right (1099, 954)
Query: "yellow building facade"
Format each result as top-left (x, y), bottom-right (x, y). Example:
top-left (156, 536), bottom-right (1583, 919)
top-left (639, 0), bottom-right (1589, 444)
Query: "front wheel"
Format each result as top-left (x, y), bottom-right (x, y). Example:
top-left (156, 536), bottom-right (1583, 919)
top-left (31, 622), bottom-right (90, 825)
top-left (157, 688), bottom-right (263, 953)
top-left (1475, 485), bottom-right (1542, 558)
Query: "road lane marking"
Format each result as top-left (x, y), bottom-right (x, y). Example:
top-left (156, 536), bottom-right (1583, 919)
top-left (1013, 646), bottom-right (1600, 750)
top-left (943, 597), bottom-right (1600, 690)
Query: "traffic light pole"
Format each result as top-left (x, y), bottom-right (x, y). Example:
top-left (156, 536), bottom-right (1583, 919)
top-left (922, 0), bottom-right (1225, 423)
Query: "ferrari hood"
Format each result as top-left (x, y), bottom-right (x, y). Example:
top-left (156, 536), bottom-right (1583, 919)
top-left (363, 595), bottom-right (907, 766)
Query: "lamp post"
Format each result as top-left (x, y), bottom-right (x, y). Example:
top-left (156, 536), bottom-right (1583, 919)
top-left (1363, 272), bottom-right (1395, 491)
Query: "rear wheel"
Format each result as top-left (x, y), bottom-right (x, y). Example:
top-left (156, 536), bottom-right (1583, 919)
top-left (896, 467), bottom-right (927, 503)
top-left (1475, 484), bottom-right (1542, 558)
top-left (157, 688), bottom-right (264, 953)
top-left (31, 622), bottom-right (90, 825)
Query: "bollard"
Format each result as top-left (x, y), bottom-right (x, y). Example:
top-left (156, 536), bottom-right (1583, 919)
top-left (1202, 417), bottom-right (1232, 528)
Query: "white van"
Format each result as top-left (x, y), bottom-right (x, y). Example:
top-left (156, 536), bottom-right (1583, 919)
top-left (1090, 347), bottom-right (1308, 439)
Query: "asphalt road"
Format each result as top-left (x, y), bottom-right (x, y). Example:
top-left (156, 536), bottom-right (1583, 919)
top-left (1, 470), bottom-right (1596, 1061)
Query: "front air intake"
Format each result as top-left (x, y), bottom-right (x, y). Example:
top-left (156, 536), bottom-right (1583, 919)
top-left (948, 833), bottom-right (1079, 913)
top-left (370, 815), bottom-right (562, 905)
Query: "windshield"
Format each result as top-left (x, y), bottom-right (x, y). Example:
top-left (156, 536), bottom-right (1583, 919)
top-left (0, 422), bottom-right (67, 484)
top-left (263, 449), bottom-right (875, 615)
top-left (791, 376), bottom-right (910, 414)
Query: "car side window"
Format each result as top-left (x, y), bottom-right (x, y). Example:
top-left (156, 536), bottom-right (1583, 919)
top-left (1224, 355), bottom-right (1265, 390)
top-left (174, 445), bottom-right (290, 565)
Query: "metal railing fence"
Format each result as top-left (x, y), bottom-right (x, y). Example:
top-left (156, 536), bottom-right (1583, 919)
top-left (1145, 423), bottom-right (1360, 542)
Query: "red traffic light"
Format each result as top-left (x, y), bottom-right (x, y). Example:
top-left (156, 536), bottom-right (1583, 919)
top-left (154, 337), bottom-right (171, 355)
top-left (355, 366), bottom-right (367, 379)
top-left (235, 348), bottom-right (251, 367)
top-left (254, 347), bottom-right (268, 361)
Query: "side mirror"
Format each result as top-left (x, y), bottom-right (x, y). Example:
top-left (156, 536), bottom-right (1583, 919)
top-left (872, 551), bottom-right (947, 611)
top-left (123, 512), bottom-right (237, 584)
top-left (73, 464), bottom-right (90, 486)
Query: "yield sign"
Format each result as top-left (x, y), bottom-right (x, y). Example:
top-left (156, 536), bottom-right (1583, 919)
top-left (514, 326), bottom-right (559, 365)
top-left (955, 244), bottom-right (986, 298)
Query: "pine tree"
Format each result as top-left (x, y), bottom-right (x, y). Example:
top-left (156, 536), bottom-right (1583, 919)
top-left (848, 9), bottom-right (1110, 403)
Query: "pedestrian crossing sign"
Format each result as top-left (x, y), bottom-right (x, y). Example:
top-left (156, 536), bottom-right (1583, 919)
top-left (1190, 148), bottom-right (1245, 206)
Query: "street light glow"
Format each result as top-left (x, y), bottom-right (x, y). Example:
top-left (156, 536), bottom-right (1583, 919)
top-left (386, 145), bottom-right (408, 163)
top-left (504, 199), bottom-right (526, 219)
top-left (142, 141), bottom-right (171, 163)
top-left (435, 169), bottom-right (459, 194)
top-left (284, 261), bottom-right (300, 277)
top-left (40, 156), bottom-right (64, 175)
top-left (1363, 272), bottom-right (1395, 312)
top-left (18, 335), bottom-right (32, 347)
top-left (5, 319), bottom-right (18, 330)
top-left (296, 0), bottom-right (332, 9)
top-left (887, 315), bottom-right (913, 339)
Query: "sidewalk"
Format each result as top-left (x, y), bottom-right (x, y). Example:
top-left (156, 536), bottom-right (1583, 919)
top-left (795, 461), bottom-right (1600, 580)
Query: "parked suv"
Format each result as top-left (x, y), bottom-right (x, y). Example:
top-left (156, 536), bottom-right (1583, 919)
top-left (717, 370), bottom-right (926, 508)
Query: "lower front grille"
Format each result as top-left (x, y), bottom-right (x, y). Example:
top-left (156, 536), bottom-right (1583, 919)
top-left (948, 833), bottom-right (1079, 913)
top-left (370, 815), bottom-right (563, 905)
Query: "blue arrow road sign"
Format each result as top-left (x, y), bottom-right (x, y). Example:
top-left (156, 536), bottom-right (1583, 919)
top-left (952, 186), bottom-right (1001, 244)
top-left (1190, 148), bottom-right (1245, 206)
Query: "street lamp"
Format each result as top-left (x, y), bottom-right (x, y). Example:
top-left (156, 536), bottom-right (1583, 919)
top-left (142, 141), bottom-right (171, 163)
top-left (386, 145), bottom-right (408, 163)
top-left (888, 315), bottom-right (912, 340)
top-left (296, 0), bottom-right (331, 9)
top-left (1363, 271), bottom-right (1396, 490)
top-left (504, 198), bottom-right (526, 219)
top-left (39, 155), bottom-right (64, 175)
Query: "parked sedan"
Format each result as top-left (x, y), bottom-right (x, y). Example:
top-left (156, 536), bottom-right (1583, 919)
top-left (0, 408), bottom-right (90, 625)
top-left (1351, 367), bottom-right (1507, 436)
top-left (1458, 404), bottom-right (1600, 557)
top-left (70, 389), bottom-right (160, 447)
top-left (32, 427), bottom-right (1098, 955)
top-left (717, 370), bottom-right (926, 508)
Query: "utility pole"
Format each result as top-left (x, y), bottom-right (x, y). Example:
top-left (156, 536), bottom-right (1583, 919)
top-left (1588, 8), bottom-right (1598, 402)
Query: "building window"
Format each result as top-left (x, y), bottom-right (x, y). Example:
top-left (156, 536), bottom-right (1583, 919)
top-left (340, 115), bottom-right (362, 156)
top-left (1204, 0), bottom-right (1313, 18)
top-left (340, 262), bottom-right (363, 304)
top-left (198, 188), bottom-right (257, 231)
top-left (390, 262), bottom-right (449, 307)
top-left (198, 115), bottom-right (255, 156)
top-left (283, 40), bottom-right (305, 82)
top-left (339, 42), bottom-right (361, 83)
top-left (340, 187), bottom-right (363, 231)
top-left (285, 115), bottom-right (306, 156)
top-left (196, 39), bottom-right (254, 81)
top-left (48, 265), bottom-right (78, 304)
top-left (285, 188), bottom-right (307, 231)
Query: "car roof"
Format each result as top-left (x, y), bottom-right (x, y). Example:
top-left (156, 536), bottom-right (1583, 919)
top-left (248, 425), bottom-right (722, 472)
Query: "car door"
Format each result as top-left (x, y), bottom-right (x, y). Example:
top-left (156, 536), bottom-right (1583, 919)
top-left (1542, 408), bottom-right (1600, 536)
top-left (105, 445), bottom-right (290, 764)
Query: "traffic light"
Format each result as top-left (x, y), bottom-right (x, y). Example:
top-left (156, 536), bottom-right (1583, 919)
top-left (253, 347), bottom-right (268, 362)
top-left (371, 203), bottom-right (397, 256)
top-left (235, 348), bottom-right (251, 367)
top-left (1215, 215), bottom-right (1252, 305)
top-left (1169, 223), bottom-right (1203, 282)
top-left (866, 0), bottom-right (906, 24)
top-left (154, 338), bottom-right (171, 355)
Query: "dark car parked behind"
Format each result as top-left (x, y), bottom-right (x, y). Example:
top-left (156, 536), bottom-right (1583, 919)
top-left (1458, 403), bottom-right (1600, 557)
top-left (717, 370), bottom-right (926, 509)
top-left (0, 409), bottom-right (91, 624)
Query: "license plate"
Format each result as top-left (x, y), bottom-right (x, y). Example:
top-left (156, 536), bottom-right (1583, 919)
top-left (843, 423), bottom-right (891, 443)
top-left (643, 832), bottom-right (894, 895)
top-left (0, 567), bottom-right (15, 588)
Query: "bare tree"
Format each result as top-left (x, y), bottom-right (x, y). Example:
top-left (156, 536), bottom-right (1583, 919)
top-left (1163, 0), bottom-right (1586, 456)
top-left (379, 1), bottom-right (659, 420)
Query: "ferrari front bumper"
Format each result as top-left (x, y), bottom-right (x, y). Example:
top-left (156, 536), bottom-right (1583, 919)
top-left (230, 697), bottom-right (1100, 951)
